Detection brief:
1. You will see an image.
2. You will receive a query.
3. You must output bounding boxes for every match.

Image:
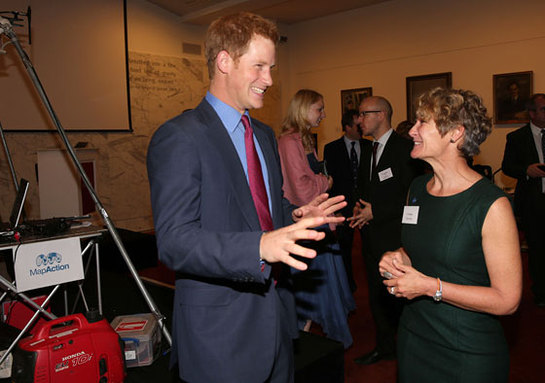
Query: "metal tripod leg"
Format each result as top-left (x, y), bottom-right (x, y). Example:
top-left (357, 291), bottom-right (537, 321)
top-left (0, 17), bottom-right (171, 346)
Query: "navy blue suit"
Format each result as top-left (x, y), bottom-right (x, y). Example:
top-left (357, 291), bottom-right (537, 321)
top-left (502, 123), bottom-right (545, 301)
top-left (324, 136), bottom-right (365, 290)
top-left (147, 99), bottom-right (297, 382)
top-left (356, 131), bottom-right (419, 356)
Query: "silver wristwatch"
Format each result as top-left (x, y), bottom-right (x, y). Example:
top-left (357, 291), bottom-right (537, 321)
top-left (433, 278), bottom-right (442, 302)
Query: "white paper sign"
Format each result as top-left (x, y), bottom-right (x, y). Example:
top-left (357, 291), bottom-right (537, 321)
top-left (402, 206), bottom-right (420, 224)
top-left (378, 167), bottom-right (393, 182)
top-left (14, 237), bottom-right (84, 292)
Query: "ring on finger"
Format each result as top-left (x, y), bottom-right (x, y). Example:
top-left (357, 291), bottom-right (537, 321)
top-left (389, 286), bottom-right (395, 295)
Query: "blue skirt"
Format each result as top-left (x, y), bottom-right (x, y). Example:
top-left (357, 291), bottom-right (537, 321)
top-left (290, 225), bottom-right (355, 348)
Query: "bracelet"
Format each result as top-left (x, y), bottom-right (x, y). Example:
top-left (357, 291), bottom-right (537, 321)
top-left (433, 277), bottom-right (442, 302)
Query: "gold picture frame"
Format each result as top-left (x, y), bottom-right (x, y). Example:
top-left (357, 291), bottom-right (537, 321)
top-left (493, 71), bottom-right (533, 125)
top-left (340, 87), bottom-right (373, 114)
top-left (406, 72), bottom-right (452, 122)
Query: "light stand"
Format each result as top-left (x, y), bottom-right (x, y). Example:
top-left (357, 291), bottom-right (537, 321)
top-left (0, 17), bottom-right (172, 346)
top-left (0, 122), bottom-right (19, 192)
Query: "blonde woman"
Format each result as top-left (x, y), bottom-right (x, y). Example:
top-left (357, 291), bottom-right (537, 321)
top-left (278, 89), bottom-right (355, 348)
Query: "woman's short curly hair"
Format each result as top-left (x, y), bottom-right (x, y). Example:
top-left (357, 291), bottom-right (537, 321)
top-left (416, 88), bottom-right (492, 158)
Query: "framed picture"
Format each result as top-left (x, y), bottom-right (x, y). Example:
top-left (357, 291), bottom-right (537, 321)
top-left (493, 71), bottom-right (533, 124)
top-left (406, 72), bottom-right (452, 122)
top-left (341, 87), bottom-right (372, 114)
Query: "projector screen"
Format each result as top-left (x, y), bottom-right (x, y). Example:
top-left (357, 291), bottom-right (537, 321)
top-left (0, 0), bottom-right (131, 131)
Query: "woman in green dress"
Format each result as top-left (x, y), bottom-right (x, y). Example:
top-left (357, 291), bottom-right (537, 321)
top-left (379, 88), bottom-right (522, 383)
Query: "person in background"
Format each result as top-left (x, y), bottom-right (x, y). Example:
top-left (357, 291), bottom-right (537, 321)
top-left (502, 92), bottom-right (545, 307)
top-left (147, 13), bottom-right (346, 382)
top-left (278, 88), bottom-right (355, 348)
top-left (380, 87), bottom-right (522, 382)
top-left (349, 96), bottom-right (420, 365)
top-left (323, 109), bottom-right (363, 292)
top-left (395, 119), bottom-right (414, 140)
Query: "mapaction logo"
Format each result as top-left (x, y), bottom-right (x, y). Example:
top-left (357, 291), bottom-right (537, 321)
top-left (30, 252), bottom-right (69, 276)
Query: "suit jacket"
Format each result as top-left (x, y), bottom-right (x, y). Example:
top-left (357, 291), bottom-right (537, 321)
top-left (502, 123), bottom-right (543, 219)
top-left (147, 99), bottom-right (297, 382)
top-left (323, 136), bottom-right (365, 217)
top-left (357, 131), bottom-right (418, 258)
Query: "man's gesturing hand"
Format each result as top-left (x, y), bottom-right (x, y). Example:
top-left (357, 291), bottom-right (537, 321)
top-left (259, 215), bottom-right (343, 271)
top-left (292, 194), bottom-right (347, 222)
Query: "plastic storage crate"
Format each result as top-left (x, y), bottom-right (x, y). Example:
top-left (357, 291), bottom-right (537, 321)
top-left (110, 313), bottom-right (161, 368)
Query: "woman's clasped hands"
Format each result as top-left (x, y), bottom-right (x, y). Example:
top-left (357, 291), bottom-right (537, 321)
top-left (379, 248), bottom-right (432, 300)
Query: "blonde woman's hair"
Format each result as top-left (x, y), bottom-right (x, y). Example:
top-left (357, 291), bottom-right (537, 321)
top-left (281, 89), bottom-right (323, 152)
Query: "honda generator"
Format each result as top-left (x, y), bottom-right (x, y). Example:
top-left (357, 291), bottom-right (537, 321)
top-left (11, 311), bottom-right (126, 383)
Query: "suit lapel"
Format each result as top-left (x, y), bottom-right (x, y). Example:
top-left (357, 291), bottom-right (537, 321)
top-left (337, 138), bottom-right (351, 165)
top-left (523, 124), bottom-right (540, 163)
top-left (376, 132), bottom-right (401, 172)
top-left (377, 133), bottom-right (394, 170)
top-left (253, 122), bottom-right (282, 228)
top-left (359, 140), bottom-right (372, 192)
top-left (197, 102), bottom-right (262, 230)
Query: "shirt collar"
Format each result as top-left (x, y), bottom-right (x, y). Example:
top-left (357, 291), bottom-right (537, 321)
top-left (374, 128), bottom-right (393, 146)
top-left (530, 121), bottom-right (543, 134)
top-left (205, 91), bottom-right (249, 133)
top-left (343, 135), bottom-right (359, 146)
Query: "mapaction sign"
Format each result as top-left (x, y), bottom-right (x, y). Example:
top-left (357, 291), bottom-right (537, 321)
top-left (14, 237), bottom-right (83, 292)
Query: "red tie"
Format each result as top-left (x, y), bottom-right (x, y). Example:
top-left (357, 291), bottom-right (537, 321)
top-left (242, 115), bottom-right (273, 231)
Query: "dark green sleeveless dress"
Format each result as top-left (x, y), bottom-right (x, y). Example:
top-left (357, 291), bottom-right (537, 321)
top-left (398, 174), bottom-right (510, 383)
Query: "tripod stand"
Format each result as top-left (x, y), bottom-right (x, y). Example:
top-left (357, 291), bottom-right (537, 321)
top-left (0, 16), bottom-right (172, 346)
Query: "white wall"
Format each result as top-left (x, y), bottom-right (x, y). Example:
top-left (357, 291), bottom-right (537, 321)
top-left (283, 0), bottom-right (545, 188)
top-left (2, 0), bottom-right (543, 229)
top-left (1, 0), bottom-right (128, 131)
top-left (127, 0), bottom-right (206, 55)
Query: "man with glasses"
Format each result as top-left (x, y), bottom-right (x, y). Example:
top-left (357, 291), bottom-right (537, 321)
top-left (349, 96), bottom-right (420, 364)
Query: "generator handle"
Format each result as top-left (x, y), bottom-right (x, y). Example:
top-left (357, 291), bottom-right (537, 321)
top-left (34, 313), bottom-right (85, 340)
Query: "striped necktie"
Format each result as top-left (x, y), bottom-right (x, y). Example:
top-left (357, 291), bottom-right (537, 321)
top-left (350, 141), bottom-right (358, 185)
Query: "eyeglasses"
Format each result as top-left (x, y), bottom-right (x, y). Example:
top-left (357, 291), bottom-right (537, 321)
top-left (359, 110), bottom-right (382, 118)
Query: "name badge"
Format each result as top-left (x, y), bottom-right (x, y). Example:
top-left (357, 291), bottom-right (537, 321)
top-left (378, 167), bottom-right (393, 182)
top-left (402, 206), bottom-right (419, 224)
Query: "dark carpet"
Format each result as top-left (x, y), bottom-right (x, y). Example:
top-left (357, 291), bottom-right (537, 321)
top-left (135, 231), bottom-right (545, 382)
top-left (2, 228), bottom-right (544, 382)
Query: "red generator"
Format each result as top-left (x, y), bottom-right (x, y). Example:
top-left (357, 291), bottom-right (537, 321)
top-left (11, 311), bottom-right (126, 383)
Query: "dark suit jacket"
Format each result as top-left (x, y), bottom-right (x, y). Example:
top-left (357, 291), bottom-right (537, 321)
top-left (357, 131), bottom-right (418, 258)
top-left (324, 136), bottom-right (365, 217)
top-left (502, 123), bottom-right (542, 219)
top-left (147, 99), bottom-right (297, 382)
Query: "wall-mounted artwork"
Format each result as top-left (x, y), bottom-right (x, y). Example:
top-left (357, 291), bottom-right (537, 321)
top-left (406, 72), bottom-right (452, 122)
top-left (493, 71), bottom-right (533, 124)
top-left (341, 87), bottom-right (372, 114)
